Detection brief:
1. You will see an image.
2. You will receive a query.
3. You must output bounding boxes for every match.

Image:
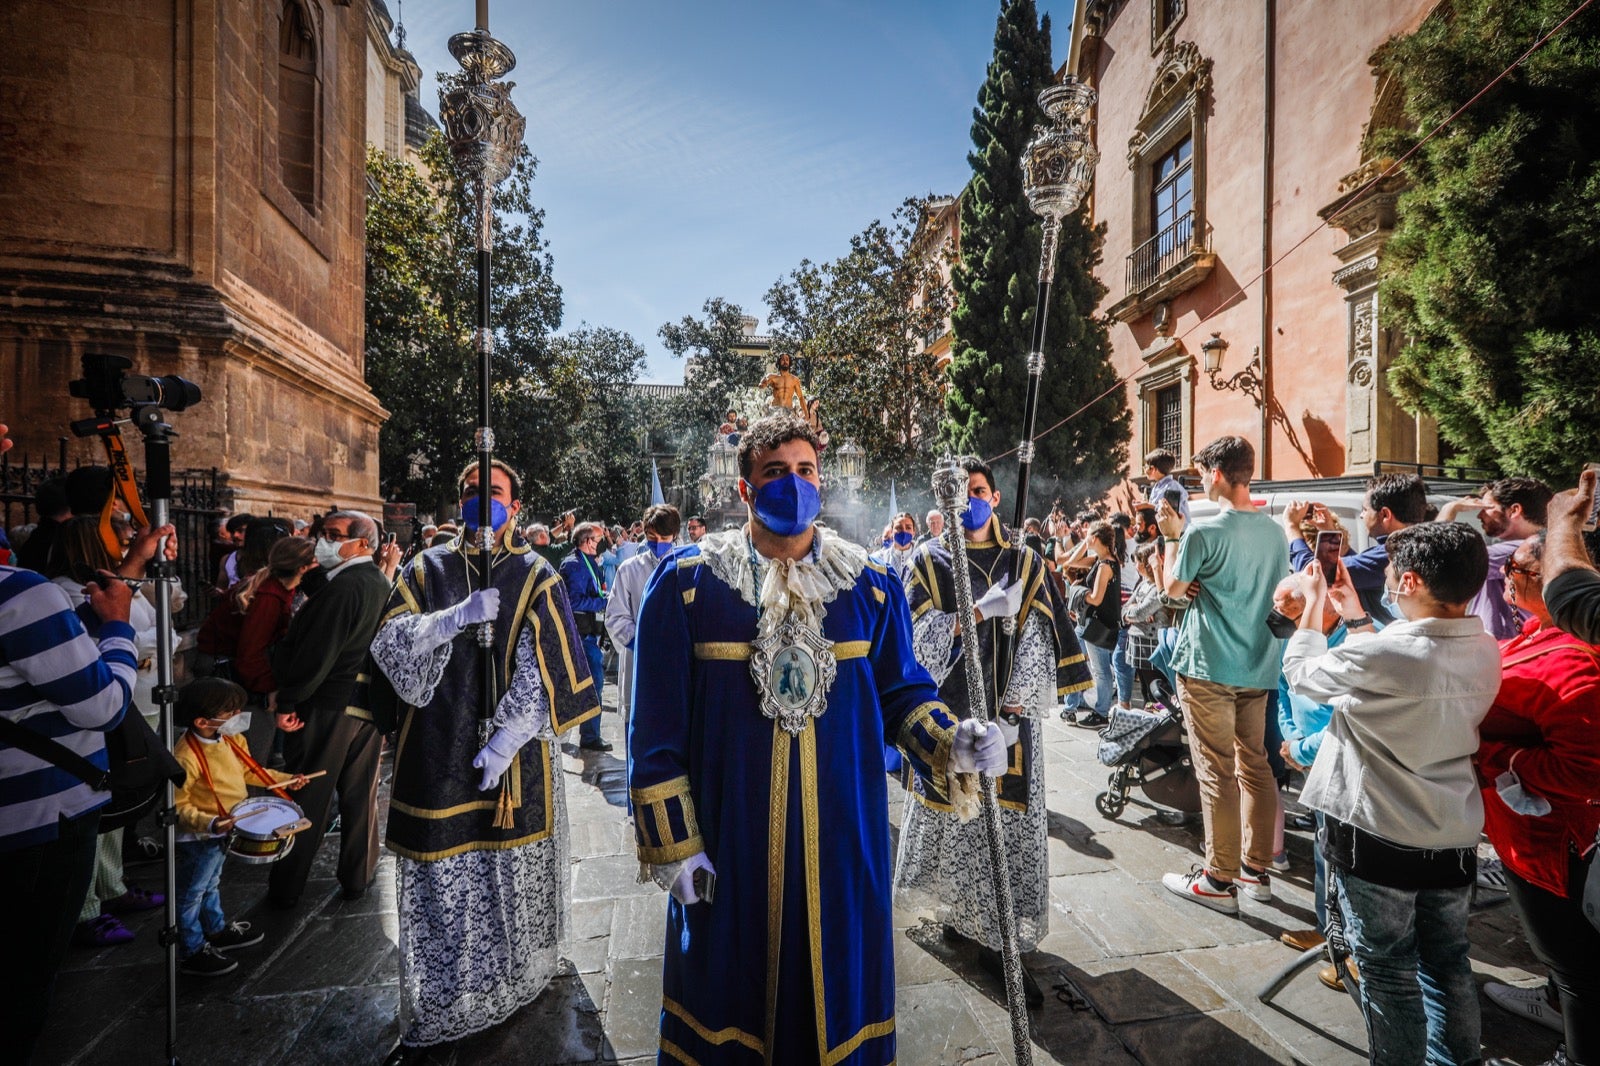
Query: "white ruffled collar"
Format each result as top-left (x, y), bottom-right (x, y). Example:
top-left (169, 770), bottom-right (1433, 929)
top-left (696, 524), bottom-right (869, 639)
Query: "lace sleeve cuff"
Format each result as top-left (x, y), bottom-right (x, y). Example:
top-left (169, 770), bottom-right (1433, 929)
top-left (491, 628), bottom-right (553, 744)
top-left (371, 614), bottom-right (454, 707)
top-left (1000, 612), bottom-right (1054, 718)
top-left (912, 609), bottom-right (959, 684)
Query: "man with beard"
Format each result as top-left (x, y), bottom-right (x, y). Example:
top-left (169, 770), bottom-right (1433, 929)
top-left (1438, 477), bottom-right (1553, 639)
top-left (629, 415), bottom-right (992, 1064)
top-left (895, 456), bottom-right (1093, 1007)
top-left (369, 460), bottom-right (600, 1063)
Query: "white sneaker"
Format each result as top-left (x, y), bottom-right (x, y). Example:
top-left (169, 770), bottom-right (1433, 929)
top-left (1235, 864), bottom-right (1273, 901)
top-left (1270, 851), bottom-right (1291, 873)
top-left (1484, 981), bottom-right (1564, 1034)
top-left (1477, 856), bottom-right (1509, 892)
top-left (1162, 866), bottom-right (1239, 915)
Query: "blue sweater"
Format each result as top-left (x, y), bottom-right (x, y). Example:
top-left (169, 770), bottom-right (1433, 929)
top-left (0, 567), bottom-right (137, 852)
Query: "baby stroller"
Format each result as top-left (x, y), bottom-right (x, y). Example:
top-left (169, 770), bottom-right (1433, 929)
top-left (1092, 676), bottom-right (1201, 819)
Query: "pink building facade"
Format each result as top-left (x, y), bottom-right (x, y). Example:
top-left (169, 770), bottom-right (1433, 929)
top-left (1067, 0), bottom-right (1442, 481)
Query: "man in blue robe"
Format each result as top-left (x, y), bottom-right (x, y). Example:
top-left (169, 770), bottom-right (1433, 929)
top-left (629, 415), bottom-right (1005, 1066)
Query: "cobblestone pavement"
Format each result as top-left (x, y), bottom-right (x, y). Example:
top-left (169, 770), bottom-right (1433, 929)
top-left (41, 692), bottom-right (1557, 1065)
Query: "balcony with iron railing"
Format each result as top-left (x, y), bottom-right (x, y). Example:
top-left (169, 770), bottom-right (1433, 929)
top-left (1108, 209), bottom-right (1216, 323)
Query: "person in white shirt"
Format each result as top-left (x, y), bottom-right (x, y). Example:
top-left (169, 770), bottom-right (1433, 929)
top-left (1283, 522), bottom-right (1501, 1066)
top-left (604, 504), bottom-right (681, 793)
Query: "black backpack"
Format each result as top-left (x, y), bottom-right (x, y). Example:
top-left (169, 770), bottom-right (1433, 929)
top-left (0, 705), bottom-right (186, 831)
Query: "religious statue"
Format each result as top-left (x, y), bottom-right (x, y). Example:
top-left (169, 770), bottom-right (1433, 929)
top-left (759, 353), bottom-right (808, 417)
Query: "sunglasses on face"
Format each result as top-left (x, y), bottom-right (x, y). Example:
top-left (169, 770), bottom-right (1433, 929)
top-left (1503, 559), bottom-right (1541, 580)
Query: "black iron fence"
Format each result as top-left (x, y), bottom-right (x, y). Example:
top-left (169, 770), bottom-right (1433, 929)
top-left (2, 444), bottom-right (225, 630)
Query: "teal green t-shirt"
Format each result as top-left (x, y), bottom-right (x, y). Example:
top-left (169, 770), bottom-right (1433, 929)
top-left (1170, 508), bottom-right (1289, 690)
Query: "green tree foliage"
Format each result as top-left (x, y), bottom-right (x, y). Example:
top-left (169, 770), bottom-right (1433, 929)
top-left (363, 129), bottom-right (565, 516)
top-left (533, 325), bottom-right (651, 522)
top-left (765, 198), bottom-right (952, 490)
top-left (658, 297), bottom-right (766, 482)
top-left (1376, 0), bottom-right (1600, 482)
top-left (943, 0), bottom-right (1129, 510)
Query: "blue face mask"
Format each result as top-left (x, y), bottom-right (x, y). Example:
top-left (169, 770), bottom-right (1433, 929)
top-left (1495, 769), bottom-right (1553, 818)
top-left (893, 531), bottom-right (915, 548)
top-left (962, 494), bottom-right (993, 532)
top-left (1380, 583), bottom-right (1400, 616)
top-left (647, 538), bottom-right (674, 559)
top-left (745, 474), bottom-right (821, 537)
top-left (461, 496), bottom-right (509, 534)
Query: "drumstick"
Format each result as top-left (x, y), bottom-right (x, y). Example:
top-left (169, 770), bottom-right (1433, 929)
top-left (289, 770), bottom-right (329, 781)
top-left (232, 805), bottom-right (272, 820)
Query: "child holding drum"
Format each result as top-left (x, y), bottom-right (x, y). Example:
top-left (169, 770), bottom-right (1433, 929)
top-left (171, 678), bottom-right (307, 978)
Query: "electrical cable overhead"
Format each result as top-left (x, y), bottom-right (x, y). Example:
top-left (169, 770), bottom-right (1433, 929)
top-left (983, 0), bottom-right (1597, 466)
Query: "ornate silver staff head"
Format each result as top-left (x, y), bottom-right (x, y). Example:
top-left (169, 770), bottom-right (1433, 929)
top-left (1021, 80), bottom-right (1100, 282)
top-left (439, 30), bottom-right (527, 190)
top-left (931, 455), bottom-right (971, 517)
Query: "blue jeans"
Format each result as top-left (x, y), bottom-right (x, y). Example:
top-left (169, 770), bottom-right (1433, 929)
top-left (1332, 869), bottom-right (1479, 1066)
top-left (1082, 639), bottom-right (1116, 718)
top-left (1111, 627), bottom-right (1134, 706)
top-left (580, 636), bottom-right (605, 744)
top-left (176, 838), bottom-right (228, 957)
top-left (1313, 812), bottom-right (1328, 930)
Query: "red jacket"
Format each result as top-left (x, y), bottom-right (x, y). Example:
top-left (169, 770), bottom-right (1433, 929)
top-left (234, 578), bottom-right (295, 694)
top-left (1478, 617), bottom-right (1600, 897)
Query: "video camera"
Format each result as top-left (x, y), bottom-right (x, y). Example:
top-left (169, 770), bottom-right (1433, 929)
top-left (69, 353), bottom-right (201, 423)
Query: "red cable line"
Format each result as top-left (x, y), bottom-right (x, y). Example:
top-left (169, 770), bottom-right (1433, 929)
top-left (984, 0), bottom-right (1596, 466)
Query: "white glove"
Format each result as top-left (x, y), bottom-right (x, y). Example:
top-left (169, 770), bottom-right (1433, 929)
top-left (951, 719), bottom-right (1007, 775)
top-left (448, 588), bottom-right (500, 629)
top-left (997, 716), bottom-right (1021, 748)
top-left (670, 851), bottom-right (716, 906)
top-left (414, 588), bottom-right (501, 654)
top-left (973, 578), bottom-right (1024, 622)
top-left (471, 726), bottom-right (521, 791)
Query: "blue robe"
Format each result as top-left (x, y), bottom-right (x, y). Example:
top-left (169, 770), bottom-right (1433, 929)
top-left (629, 532), bottom-right (960, 1065)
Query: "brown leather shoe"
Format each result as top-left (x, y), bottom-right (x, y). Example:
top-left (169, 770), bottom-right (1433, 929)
top-left (1319, 958), bottom-right (1359, 991)
top-left (1280, 928), bottom-right (1326, 952)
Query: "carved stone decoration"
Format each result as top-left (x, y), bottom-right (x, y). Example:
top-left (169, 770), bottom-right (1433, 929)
top-left (1140, 39), bottom-right (1211, 125)
top-left (1345, 296), bottom-right (1378, 467)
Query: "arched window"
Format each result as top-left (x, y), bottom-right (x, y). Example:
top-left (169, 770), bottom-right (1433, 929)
top-left (278, 0), bottom-right (318, 210)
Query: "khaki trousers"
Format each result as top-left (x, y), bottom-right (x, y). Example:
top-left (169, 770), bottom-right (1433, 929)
top-left (1176, 675), bottom-right (1278, 881)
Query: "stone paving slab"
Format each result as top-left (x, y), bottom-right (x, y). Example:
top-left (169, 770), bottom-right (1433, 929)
top-left (39, 688), bottom-right (1560, 1066)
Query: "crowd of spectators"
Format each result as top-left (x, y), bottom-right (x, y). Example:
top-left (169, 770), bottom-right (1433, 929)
top-left (1009, 440), bottom-right (1600, 1066)
top-left (5, 399), bottom-right (1599, 1066)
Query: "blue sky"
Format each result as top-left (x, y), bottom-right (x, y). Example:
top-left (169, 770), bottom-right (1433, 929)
top-left (400, 1), bottom-right (1075, 383)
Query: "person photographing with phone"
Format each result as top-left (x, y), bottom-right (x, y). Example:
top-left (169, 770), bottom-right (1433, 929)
top-left (1541, 466), bottom-right (1600, 644)
top-left (1286, 473), bottom-right (1429, 626)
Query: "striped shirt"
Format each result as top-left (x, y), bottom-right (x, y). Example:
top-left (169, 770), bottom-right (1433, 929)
top-left (0, 566), bottom-right (137, 852)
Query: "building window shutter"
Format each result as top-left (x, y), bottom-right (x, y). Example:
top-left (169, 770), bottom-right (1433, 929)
top-left (278, 0), bottom-right (318, 210)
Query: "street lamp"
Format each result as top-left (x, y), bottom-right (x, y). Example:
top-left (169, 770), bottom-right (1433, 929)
top-left (708, 437), bottom-right (739, 499)
top-left (834, 439), bottom-right (864, 495)
top-left (1201, 331), bottom-right (1265, 404)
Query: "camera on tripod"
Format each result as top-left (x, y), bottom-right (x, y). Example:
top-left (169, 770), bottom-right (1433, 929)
top-left (69, 353), bottom-right (201, 427)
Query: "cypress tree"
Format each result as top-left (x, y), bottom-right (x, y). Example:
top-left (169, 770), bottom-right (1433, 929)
top-left (943, 0), bottom-right (1129, 507)
top-left (1377, 0), bottom-right (1600, 483)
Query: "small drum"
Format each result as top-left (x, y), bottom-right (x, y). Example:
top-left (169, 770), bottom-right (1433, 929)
top-left (226, 796), bottom-right (313, 865)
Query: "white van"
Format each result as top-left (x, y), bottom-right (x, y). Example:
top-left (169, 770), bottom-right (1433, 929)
top-left (1180, 471), bottom-right (1493, 551)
